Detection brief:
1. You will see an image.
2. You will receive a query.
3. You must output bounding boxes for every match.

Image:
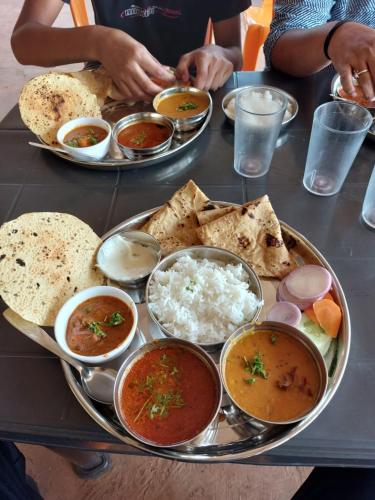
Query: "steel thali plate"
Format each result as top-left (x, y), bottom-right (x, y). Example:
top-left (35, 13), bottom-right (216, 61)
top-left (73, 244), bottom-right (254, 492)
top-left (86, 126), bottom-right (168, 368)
top-left (41, 98), bottom-right (212, 171)
top-left (61, 203), bottom-right (350, 462)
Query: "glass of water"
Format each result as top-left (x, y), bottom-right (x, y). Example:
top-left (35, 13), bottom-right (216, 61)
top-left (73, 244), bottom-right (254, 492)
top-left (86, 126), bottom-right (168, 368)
top-left (362, 166), bottom-right (375, 229)
top-left (303, 101), bottom-right (372, 196)
top-left (234, 86), bottom-right (287, 178)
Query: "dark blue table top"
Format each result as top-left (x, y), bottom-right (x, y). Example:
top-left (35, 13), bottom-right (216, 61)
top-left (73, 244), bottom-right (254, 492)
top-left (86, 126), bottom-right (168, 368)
top-left (1, 69), bottom-right (374, 466)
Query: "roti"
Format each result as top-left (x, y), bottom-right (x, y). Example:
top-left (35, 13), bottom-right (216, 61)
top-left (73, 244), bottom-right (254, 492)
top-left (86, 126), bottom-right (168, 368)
top-left (19, 73), bottom-right (101, 145)
top-left (196, 195), bottom-right (295, 279)
top-left (0, 213), bottom-right (105, 326)
top-left (196, 206), bottom-right (235, 226)
top-left (141, 180), bottom-right (209, 253)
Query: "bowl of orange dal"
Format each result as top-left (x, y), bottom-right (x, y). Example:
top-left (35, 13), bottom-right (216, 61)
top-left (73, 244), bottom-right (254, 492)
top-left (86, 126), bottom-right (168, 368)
top-left (220, 321), bottom-right (328, 425)
top-left (153, 87), bottom-right (211, 132)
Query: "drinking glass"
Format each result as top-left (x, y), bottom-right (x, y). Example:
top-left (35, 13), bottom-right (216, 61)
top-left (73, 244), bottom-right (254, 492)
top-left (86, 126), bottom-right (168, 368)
top-left (303, 101), bottom-right (372, 196)
top-left (234, 86), bottom-right (287, 178)
top-left (362, 166), bottom-right (375, 229)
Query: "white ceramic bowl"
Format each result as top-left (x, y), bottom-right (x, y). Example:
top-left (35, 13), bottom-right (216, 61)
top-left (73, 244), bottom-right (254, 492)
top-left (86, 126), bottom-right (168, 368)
top-left (57, 117), bottom-right (111, 161)
top-left (54, 286), bottom-right (138, 364)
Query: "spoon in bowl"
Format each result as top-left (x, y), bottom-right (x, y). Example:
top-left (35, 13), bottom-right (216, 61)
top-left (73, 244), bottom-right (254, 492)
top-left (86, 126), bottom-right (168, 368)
top-left (3, 308), bottom-right (116, 405)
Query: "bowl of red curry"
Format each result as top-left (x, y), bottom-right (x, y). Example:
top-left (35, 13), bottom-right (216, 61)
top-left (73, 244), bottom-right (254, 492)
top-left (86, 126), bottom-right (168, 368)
top-left (55, 285), bottom-right (138, 364)
top-left (113, 337), bottom-right (222, 447)
top-left (113, 112), bottom-right (174, 160)
top-left (57, 117), bottom-right (111, 161)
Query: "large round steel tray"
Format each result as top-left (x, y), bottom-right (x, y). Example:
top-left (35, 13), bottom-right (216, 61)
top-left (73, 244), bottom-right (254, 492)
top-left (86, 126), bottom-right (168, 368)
top-left (61, 203), bottom-right (350, 462)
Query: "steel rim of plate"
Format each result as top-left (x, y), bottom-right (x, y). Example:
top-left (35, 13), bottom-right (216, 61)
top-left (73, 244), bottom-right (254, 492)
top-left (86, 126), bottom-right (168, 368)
top-left (38, 97), bottom-right (213, 170)
top-left (61, 202), bottom-right (351, 462)
top-left (221, 85), bottom-right (299, 128)
top-left (331, 73), bottom-right (375, 139)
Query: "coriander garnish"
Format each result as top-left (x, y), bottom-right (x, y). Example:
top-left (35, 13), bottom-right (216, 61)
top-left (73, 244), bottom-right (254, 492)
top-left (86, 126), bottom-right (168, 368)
top-left (270, 334), bottom-right (278, 345)
top-left (177, 102), bottom-right (198, 112)
top-left (185, 279), bottom-right (196, 292)
top-left (244, 352), bottom-right (268, 379)
top-left (87, 321), bottom-right (107, 338)
top-left (86, 311), bottom-right (125, 338)
top-left (244, 377), bottom-right (256, 385)
top-left (105, 311), bottom-right (125, 326)
top-left (130, 131), bottom-right (146, 146)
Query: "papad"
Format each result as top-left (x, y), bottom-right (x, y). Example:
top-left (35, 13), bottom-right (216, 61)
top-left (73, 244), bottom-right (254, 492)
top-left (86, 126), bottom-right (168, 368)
top-left (19, 73), bottom-right (101, 145)
top-left (196, 195), bottom-right (295, 278)
top-left (0, 212), bottom-right (105, 326)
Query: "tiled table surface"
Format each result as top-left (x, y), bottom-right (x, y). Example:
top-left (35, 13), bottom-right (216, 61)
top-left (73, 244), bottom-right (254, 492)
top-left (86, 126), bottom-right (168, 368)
top-left (1, 70), bottom-right (375, 466)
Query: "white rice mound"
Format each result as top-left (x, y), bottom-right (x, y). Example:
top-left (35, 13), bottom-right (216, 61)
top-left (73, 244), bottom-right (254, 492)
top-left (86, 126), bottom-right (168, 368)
top-left (148, 255), bottom-right (263, 344)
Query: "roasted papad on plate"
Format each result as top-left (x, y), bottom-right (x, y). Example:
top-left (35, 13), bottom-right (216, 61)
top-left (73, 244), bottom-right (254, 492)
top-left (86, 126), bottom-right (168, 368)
top-left (19, 73), bottom-right (101, 145)
top-left (196, 195), bottom-right (295, 279)
top-left (0, 212), bottom-right (105, 326)
top-left (141, 180), bottom-right (210, 254)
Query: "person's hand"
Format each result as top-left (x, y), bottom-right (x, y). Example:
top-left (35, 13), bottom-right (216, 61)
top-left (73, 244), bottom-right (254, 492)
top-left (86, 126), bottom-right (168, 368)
top-left (97, 28), bottom-right (174, 102)
top-left (176, 45), bottom-right (234, 91)
top-left (329, 22), bottom-right (375, 101)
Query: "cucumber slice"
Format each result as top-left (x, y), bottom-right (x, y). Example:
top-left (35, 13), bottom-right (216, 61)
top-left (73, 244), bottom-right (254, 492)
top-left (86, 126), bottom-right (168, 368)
top-left (297, 313), bottom-right (332, 357)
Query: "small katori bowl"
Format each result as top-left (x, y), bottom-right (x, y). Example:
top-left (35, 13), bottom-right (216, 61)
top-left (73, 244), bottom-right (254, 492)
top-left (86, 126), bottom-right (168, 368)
top-left (153, 86), bottom-right (212, 132)
top-left (54, 285), bottom-right (138, 365)
top-left (113, 337), bottom-right (222, 448)
top-left (145, 246), bottom-right (263, 351)
top-left (96, 230), bottom-right (161, 288)
top-left (220, 321), bottom-right (328, 425)
top-left (113, 112), bottom-right (174, 160)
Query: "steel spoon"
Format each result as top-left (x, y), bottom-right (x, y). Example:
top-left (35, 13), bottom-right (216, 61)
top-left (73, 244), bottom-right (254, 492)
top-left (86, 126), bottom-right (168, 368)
top-left (28, 141), bottom-right (67, 154)
top-left (3, 309), bottom-right (116, 405)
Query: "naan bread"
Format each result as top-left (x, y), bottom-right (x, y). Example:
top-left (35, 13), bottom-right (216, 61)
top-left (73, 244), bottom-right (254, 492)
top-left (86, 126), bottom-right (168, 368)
top-left (19, 73), bottom-right (101, 145)
top-left (197, 195), bottom-right (295, 279)
top-left (141, 180), bottom-right (209, 253)
top-left (0, 212), bottom-right (105, 326)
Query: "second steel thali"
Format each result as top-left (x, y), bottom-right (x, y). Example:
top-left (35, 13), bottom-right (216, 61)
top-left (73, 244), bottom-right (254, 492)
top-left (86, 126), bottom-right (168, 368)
top-left (43, 97), bottom-right (212, 171)
top-left (62, 204), bottom-right (350, 462)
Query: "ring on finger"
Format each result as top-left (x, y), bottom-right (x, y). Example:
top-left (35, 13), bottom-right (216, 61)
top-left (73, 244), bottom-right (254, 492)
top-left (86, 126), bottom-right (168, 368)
top-left (353, 68), bottom-right (369, 79)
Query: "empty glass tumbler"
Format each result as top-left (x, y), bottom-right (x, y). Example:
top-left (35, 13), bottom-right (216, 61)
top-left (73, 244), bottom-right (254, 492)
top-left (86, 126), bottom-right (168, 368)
top-left (303, 101), bottom-right (372, 196)
top-left (362, 166), bottom-right (375, 229)
top-left (234, 86), bottom-right (287, 178)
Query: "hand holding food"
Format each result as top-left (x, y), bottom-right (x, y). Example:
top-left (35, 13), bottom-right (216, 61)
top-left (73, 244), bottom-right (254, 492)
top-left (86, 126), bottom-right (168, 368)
top-left (176, 45), bottom-right (234, 91)
top-left (328, 22), bottom-right (375, 101)
top-left (98, 29), bottom-right (175, 102)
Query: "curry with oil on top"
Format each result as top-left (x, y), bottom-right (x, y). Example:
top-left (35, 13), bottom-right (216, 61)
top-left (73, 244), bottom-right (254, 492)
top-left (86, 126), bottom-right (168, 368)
top-left (225, 330), bottom-right (321, 422)
top-left (66, 296), bottom-right (133, 356)
top-left (156, 92), bottom-right (210, 119)
top-left (120, 346), bottom-right (219, 446)
top-left (64, 126), bottom-right (107, 148)
top-left (117, 121), bottom-right (171, 149)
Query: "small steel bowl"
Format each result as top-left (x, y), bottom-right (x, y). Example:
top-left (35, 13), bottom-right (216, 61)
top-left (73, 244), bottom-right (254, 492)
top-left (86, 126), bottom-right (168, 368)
top-left (97, 230), bottom-right (161, 288)
top-left (222, 86), bottom-right (298, 130)
top-left (220, 321), bottom-right (328, 425)
top-left (331, 73), bottom-right (375, 143)
top-left (153, 86), bottom-right (212, 132)
top-left (145, 246), bottom-right (263, 351)
top-left (113, 112), bottom-right (174, 160)
top-left (113, 337), bottom-right (222, 448)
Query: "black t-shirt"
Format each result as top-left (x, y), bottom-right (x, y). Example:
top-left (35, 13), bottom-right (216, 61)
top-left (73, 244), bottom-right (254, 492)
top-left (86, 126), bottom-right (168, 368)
top-left (64, 0), bottom-right (251, 66)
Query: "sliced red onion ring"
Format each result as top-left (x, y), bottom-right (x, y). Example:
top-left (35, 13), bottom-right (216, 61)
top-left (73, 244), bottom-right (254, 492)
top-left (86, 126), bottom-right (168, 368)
top-left (277, 280), bottom-right (314, 310)
top-left (267, 301), bottom-right (302, 327)
top-left (285, 265), bottom-right (332, 302)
